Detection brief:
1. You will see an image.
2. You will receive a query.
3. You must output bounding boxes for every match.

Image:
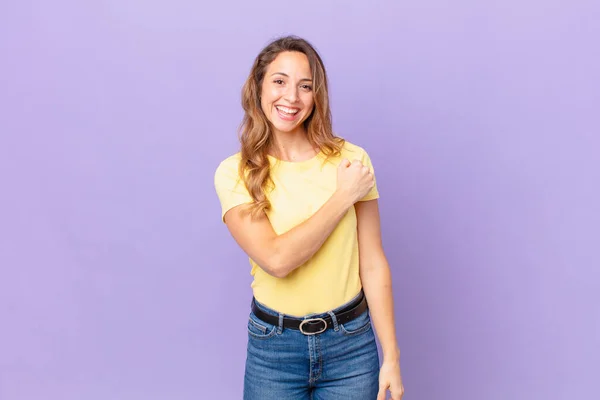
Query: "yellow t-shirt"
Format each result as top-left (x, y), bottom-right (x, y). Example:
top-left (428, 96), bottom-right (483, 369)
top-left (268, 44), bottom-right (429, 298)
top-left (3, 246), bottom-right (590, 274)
top-left (214, 140), bottom-right (379, 316)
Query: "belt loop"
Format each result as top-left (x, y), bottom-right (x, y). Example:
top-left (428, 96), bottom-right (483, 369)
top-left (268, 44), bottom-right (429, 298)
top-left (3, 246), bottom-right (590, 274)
top-left (327, 310), bottom-right (339, 331)
top-left (277, 313), bottom-right (284, 334)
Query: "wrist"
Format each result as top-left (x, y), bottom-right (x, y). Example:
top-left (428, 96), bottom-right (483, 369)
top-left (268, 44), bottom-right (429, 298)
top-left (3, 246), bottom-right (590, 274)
top-left (383, 348), bottom-right (401, 363)
top-left (331, 190), bottom-right (354, 211)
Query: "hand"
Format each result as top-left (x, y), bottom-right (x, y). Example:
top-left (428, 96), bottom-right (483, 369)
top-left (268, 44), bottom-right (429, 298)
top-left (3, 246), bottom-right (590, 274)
top-left (336, 158), bottom-right (374, 205)
top-left (377, 360), bottom-right (404, 400)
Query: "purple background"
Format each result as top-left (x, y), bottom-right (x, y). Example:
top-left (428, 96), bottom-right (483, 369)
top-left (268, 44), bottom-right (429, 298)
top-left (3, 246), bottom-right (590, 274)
top-left (1, 1), bottom-right (599, 399)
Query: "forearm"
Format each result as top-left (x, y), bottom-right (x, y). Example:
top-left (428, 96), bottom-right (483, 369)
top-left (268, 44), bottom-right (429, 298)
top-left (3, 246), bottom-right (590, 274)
top-left (270, 191), bottom-right (352, 277)
top-left (361, 259), bottom-right (401, 362)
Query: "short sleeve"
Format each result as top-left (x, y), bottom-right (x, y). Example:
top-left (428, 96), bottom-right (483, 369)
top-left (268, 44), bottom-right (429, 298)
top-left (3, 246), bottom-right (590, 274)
top-left (358, 148), bottom-right (380, 202)
top-left (214, 156), bottom-right (253, 222)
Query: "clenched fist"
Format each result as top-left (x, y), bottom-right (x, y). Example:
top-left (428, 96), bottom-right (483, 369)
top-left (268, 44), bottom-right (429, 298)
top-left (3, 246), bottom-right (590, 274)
top-left (336, 158), bottom-right (374, 205)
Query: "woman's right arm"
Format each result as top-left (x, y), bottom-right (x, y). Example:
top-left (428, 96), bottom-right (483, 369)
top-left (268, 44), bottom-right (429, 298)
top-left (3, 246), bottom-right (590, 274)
top-left (223, 159), bottom-right (373, 278)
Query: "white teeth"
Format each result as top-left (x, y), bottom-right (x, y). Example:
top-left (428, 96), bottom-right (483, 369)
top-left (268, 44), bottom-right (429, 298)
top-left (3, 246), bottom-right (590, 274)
top-left (276, 106), bottom-right (299, 115)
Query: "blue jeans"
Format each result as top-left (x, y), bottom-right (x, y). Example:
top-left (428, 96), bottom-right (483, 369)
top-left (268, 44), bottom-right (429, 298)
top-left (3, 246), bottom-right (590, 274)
top-left (243, 292), bottom-right (380, 399)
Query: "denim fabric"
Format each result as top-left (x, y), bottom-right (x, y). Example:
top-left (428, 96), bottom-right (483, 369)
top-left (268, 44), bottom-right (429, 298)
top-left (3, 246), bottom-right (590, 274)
top-left (243, 293), bottom-right (380, 399)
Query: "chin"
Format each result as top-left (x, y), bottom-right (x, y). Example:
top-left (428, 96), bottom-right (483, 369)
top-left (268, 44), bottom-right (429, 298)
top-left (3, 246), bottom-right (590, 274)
top-left (273, 123), bottom-right (300, 133)
top-left (270, 114), bottom-right (306, 134)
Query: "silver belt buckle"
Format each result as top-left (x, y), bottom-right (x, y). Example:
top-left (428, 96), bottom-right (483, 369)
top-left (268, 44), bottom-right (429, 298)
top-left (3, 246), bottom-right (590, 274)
top-left (299, 317), bottom-right (327, 335)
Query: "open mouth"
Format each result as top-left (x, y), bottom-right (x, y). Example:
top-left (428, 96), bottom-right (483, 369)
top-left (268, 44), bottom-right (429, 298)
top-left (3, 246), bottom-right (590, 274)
top-left (275, 105), bottom-right (300, 121)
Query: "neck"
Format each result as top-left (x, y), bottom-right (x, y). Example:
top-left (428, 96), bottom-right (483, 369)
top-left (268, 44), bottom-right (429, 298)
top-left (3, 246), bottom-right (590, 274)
top-left (269, 127), bottom-right (316, 162)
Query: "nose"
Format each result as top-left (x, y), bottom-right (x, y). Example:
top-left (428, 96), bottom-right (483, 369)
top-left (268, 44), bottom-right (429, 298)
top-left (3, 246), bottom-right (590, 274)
top-left (284, 86), bottom-right (299, 103)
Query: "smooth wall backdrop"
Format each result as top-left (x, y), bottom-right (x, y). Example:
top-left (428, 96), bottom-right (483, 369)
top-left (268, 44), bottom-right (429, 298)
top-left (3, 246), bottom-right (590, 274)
top-left (1, 1), bottom-right (598, 399)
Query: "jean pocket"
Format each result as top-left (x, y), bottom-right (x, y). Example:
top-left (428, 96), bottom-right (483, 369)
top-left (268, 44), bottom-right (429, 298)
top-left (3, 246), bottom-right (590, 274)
top-left (339, 310), bottom-right (372, 336)
top-left (247, 312), bottom-right (277, 340)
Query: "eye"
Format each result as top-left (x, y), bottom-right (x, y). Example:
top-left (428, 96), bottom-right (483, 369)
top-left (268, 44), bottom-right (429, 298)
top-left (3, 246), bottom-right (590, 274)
top-left (301, 84), bottom-right (313, 91)
top-left (274, 79), bottom-right (284, 85)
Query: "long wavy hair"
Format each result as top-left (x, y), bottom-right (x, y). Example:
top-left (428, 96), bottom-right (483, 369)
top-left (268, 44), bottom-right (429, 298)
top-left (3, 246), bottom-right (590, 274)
top-left (238, 35), bottom-right (344, 218)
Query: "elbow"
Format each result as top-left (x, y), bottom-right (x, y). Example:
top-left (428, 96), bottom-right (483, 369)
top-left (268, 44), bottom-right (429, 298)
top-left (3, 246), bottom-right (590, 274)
top-left (270, 267), bottom-right (290, 279)
top-left (258, 238), bottom-right (291, 278)
top-left (359, 254), bottom-right (390, 275)
top-left (264, 257), bottom-right (292, 278)
top-left (262, 251), bottom-right (294, 278)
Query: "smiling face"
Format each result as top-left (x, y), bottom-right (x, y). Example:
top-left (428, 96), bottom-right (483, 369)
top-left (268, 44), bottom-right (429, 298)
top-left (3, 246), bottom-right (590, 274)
top-left (260, 51), bottom-right (315, 136)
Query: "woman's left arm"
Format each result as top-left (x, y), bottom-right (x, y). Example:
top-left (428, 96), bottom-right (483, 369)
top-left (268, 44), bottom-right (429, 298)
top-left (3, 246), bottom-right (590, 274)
top-left (355, 199), bottom-right (404, 400)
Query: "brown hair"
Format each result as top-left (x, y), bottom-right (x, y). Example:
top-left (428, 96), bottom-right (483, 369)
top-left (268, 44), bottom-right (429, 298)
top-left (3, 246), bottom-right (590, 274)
top-left (238, 35), bottom-right (343, 218)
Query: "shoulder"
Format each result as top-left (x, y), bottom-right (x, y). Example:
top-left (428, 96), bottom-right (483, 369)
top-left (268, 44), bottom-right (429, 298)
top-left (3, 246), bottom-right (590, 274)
top-left (214, 152), bottom-right (243, 184)
top-left (339, 140), bottom-right (372, 161)
top-left (215, 152), bottom-right (242, 173)
top-left (216, 151), bottom-right (242, 168)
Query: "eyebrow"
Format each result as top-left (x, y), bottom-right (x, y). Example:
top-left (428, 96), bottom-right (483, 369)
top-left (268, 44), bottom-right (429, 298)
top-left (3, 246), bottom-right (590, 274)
top-left (271, 72), bottom-right (313, 82)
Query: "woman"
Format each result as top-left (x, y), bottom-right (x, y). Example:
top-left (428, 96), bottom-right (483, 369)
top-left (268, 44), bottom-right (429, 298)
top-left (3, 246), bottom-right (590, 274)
top-left (214, 35), bottom-right (404, 400)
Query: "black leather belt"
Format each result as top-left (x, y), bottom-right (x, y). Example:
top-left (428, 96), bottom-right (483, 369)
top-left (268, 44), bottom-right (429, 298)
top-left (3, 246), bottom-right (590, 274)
top-left (251, 290), bottom-right (368, 335)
